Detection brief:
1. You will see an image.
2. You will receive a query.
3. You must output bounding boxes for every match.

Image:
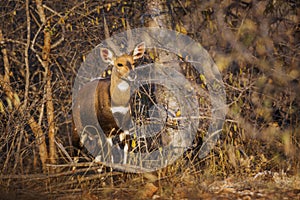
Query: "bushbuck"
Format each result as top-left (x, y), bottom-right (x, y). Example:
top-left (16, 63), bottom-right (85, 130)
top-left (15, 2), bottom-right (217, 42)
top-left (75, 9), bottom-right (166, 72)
top-left (72, 42), bottom-right (146, 164)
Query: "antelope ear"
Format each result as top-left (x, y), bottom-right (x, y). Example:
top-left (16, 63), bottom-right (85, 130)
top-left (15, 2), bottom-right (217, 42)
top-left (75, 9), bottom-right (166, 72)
top-left (100, 48), bottom-right (114, 64)
top-left (133, 42), bottom-right (145, 60)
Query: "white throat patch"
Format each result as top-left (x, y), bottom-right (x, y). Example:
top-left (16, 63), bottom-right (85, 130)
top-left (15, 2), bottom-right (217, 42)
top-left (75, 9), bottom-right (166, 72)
top-left (111, 106), bottom-right (130, 114)
top-left (117, 80), bottom-right (129, 91)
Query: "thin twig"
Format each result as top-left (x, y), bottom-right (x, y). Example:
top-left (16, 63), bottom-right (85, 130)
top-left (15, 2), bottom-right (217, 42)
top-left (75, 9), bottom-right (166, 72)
top-left (23, 0), bottom-right (31, 109)
top-left (42, 4), bottom-right (65, 49)
top-left (0, 29), bottom-right (10, 84)
top-left (55, 140), bottom-right (73, 163)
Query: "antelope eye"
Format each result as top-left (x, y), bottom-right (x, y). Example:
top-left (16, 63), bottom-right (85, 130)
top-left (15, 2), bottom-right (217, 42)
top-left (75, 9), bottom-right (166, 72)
top-left (117, 63), bottom-right (123, 67)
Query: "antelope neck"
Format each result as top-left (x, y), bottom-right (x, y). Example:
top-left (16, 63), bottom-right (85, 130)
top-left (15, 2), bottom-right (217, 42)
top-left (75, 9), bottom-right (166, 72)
top-left (110, 69), bottom-right (131, 107)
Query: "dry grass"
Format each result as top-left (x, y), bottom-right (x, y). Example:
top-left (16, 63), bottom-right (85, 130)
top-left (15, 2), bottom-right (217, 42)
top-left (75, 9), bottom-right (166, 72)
top-left (0, 0), bottom-right (299, 199)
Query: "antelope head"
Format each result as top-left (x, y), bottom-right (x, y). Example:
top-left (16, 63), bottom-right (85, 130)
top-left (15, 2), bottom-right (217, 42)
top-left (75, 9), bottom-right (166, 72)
top-left (100, 42), bottom-right (146, 81)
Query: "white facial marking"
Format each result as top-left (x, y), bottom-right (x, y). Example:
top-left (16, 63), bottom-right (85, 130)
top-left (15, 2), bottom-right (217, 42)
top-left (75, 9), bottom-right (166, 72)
top-left (117, 80), bottom-right (129, 91)
top-left (111, 106), bottom-right (130, 114)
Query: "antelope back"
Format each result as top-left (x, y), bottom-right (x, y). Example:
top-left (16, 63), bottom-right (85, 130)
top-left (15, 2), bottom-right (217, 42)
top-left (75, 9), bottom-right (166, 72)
top-left (72, 80), bottom-right (108, 154)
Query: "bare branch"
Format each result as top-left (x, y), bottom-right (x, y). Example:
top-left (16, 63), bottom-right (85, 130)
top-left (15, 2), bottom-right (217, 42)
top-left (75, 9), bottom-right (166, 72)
top-left (23, 0), bottom-right (31, 109)
top-left (35, 0), bottom-right (57, 167)
top-left (0, 30), bottom-right (11, 84)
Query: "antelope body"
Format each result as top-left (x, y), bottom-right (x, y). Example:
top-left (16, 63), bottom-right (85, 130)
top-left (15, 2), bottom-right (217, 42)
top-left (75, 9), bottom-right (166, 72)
top-left (73, 42), bottom-right (145, 164)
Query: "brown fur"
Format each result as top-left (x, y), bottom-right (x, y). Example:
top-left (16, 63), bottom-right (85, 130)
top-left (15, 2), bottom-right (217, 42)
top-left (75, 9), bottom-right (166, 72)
top-left (72, 43), bottom-right (145, 160)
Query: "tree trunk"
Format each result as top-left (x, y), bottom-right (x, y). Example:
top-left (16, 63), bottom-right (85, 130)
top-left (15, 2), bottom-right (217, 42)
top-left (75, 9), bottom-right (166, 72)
top-left (145, 0), bottom-right (188, 158)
